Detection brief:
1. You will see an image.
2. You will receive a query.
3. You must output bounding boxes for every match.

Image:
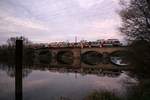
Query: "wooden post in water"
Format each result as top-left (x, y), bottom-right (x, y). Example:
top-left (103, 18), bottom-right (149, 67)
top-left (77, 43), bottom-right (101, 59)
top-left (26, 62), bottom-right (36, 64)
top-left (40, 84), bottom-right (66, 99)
top-left (15, 40), bottom-right (23, 100)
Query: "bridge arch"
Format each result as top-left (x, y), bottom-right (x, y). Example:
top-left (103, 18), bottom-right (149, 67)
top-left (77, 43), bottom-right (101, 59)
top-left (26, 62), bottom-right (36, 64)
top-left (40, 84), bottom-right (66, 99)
top-left (81, 51), bottom-right (103, 65)
top-left (38, 50), bottom-right (52, 64)
top-left (57, 51), bottom-right (74, 65)
top-left (109, 50), bottom-right (131, 66)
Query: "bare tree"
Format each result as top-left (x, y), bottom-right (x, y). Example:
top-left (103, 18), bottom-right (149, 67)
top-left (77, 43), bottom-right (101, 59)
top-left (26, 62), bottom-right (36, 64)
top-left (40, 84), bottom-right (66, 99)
top-left (119, 0), bottom-right (150, 42)
top-left (119, 0), bottom-right (150, 77)
top-left (7, 36), bottom-right (32, 47)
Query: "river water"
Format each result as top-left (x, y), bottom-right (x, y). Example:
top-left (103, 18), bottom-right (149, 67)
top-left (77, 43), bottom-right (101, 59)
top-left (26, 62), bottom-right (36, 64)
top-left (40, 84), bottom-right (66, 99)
top-left (0, 64), bottom-right (138, 100)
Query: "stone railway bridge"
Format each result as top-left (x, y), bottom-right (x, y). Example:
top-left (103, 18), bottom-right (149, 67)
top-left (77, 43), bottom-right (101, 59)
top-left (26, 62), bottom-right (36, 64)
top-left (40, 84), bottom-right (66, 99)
top-left (35, 47), bottom-right (131, 70)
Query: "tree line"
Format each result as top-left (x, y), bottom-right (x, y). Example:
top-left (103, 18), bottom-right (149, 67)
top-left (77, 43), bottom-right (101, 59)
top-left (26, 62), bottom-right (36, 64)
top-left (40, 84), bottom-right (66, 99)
top-left (0, 36), bottom-right (35, 65)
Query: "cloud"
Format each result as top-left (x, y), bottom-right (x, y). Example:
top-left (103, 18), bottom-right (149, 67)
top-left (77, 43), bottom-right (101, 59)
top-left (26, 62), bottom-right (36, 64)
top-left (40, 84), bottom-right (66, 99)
top-left (112, 0), bottom-right (120, 3)
top-left (76, 0), bottom-right (104, 9)
top-left (0, 8), bottom-right (49, 31)
top-left (6, 17), bottom-right (49, 31)
top-left (0, 0), bottom-right (122, 44)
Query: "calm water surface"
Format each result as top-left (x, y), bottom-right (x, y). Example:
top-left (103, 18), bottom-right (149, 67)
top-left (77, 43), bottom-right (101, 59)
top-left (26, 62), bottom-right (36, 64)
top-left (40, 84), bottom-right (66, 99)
top-left (0, 64), bottom-right (138, 100)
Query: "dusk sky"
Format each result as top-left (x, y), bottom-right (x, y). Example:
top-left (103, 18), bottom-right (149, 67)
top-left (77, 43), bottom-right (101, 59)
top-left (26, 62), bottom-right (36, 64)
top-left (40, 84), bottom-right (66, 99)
top-left (0, 0), bottom-right (126, 44)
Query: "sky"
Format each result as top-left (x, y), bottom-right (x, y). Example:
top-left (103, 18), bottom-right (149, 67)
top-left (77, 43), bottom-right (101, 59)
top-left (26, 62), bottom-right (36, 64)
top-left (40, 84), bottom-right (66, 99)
top-left (0, 0), bottom-right (124, 44)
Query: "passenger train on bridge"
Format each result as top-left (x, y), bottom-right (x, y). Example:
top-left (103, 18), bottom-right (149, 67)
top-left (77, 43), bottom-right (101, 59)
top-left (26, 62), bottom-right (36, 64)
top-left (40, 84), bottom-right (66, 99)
top-left (48, 39), bottom-right (122, 48)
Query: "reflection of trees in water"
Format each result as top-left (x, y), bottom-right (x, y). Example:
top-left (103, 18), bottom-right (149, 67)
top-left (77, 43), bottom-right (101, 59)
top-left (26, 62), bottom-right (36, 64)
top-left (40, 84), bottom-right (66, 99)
top-left (0, 64), bottom-right (32, 78)
top-left (6, 68), bottom-right (32, 78)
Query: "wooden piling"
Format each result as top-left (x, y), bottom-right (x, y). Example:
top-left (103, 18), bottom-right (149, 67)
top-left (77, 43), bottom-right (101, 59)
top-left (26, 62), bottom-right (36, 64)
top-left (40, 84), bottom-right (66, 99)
top-left (15, 40), bottom-right (23, 100)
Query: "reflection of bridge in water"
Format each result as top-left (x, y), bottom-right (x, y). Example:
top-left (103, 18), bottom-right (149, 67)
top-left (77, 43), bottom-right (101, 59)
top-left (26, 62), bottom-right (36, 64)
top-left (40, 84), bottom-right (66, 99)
top-left (35, 47), bottom-right (131, 70)
top-left (0, 64), bottom-right (122, 78)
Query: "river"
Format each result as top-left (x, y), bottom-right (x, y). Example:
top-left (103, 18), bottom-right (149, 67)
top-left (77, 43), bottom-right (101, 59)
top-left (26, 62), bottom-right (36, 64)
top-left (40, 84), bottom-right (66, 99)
top-left (0, 64), bottom-right (138, 100)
